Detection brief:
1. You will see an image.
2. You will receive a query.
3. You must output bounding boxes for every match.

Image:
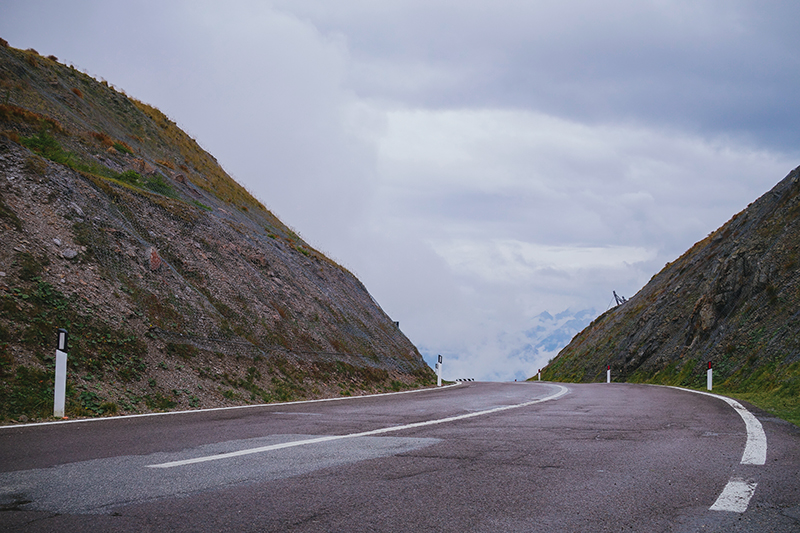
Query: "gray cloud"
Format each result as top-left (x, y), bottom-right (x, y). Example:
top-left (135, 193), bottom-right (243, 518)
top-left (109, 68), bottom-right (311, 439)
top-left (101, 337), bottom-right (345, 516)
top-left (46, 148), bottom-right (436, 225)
top-left (276, 0), bottom-right (800, 150)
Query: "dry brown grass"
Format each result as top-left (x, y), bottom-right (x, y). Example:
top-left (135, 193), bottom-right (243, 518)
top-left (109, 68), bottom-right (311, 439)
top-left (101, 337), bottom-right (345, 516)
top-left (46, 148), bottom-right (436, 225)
top-left (89, 131), bottom-right (114, 146)
top-left (131, 99), bottom-right (258, 206)
top-left (88, 131), bottom-right (133, 153)
top-left (1, 131), bottom-right (20, 143)
top-left (24, 50), bottom-right (37, 67)
top-left (0, 104), bottom-right (65, 133)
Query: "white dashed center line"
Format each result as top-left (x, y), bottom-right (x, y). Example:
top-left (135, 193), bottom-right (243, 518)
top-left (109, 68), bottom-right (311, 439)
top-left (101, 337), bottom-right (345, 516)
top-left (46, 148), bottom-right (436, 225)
top-left (147, 385), bottom-right (569, 469)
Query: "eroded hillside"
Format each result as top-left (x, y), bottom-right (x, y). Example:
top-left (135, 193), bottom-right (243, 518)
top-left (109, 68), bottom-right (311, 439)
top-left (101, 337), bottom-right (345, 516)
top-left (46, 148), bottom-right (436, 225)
top-left (0, 42), bottom-right (433, 422)
top-left (543, 165), bottom-right (800, 408)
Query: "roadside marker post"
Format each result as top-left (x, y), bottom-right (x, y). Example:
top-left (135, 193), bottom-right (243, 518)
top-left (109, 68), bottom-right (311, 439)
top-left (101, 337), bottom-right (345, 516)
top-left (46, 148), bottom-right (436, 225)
top-left (538, 369), bottom-right (541, 381)
top-left (54, 328), bottom-right (68, 418)
top-left (707, 361), bottom-right (712, 391)
top-left (606, 365), bottom-right (611, 384)
top-left (437, 355), bottom-right (443, 387)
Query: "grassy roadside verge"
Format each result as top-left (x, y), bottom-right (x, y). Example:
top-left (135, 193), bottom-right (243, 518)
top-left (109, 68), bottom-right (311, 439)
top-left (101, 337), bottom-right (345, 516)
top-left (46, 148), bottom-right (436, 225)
top-left (637, 384), bottom-right (800, 427)
top-left (655, 382), bottom-right (800, 427)
top-left (718, 391), bottom-right (800, 427)
top-left (621, 359), bottom-right (800, 427)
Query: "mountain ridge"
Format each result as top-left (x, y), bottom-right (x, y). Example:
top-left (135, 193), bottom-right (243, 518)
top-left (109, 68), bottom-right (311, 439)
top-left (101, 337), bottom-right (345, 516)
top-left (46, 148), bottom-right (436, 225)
top-left (541, 165), bottom-right (800, 423)
top-left (0, 41), bottom-right (433, 423)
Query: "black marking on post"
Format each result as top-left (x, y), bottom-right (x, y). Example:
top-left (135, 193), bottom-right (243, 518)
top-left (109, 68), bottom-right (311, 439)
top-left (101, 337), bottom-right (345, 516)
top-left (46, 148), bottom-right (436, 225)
top-left (57, 328), bottom-right (68, 352)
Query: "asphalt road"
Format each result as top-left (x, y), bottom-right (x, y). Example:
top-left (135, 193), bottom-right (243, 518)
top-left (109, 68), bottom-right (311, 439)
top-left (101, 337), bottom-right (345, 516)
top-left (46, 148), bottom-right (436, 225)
top-left (1, 382), bottom-right (798, 532)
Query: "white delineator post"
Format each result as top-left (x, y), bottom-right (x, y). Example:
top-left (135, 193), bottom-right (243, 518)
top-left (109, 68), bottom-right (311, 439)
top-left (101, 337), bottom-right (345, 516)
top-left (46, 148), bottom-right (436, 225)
top-left (707, 361), bottom-right (713, 391)
top-left (54, 328), bottom-right (68, 418)
top-left (437, 355), bottom-right (443, 387)
top-left (538, 369), bottom-right (541, 381)
top-left (606, 365), bottom-right (611, 384)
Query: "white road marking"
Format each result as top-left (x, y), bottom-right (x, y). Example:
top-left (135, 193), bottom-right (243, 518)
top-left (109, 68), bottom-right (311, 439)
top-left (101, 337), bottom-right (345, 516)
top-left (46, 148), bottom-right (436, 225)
top-left (1, 383), bottom-right (463, 429)
top-left (0, 435), bottom-right (441, 514)
top-left (667, 386), bottom-right (767, 514)
top-left (667, 387), bottom-right (766, 465)
top-left (147, 384), bottom-right (569, 468)
top-left (709, 479), bottom-right (758, 513)
top-left (734, 403), bottom-right (768, 466)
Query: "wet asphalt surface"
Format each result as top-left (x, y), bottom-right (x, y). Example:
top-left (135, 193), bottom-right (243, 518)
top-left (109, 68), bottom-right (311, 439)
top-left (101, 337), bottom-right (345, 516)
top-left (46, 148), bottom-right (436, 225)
top-left (1, 381), bottom-right (798, 532)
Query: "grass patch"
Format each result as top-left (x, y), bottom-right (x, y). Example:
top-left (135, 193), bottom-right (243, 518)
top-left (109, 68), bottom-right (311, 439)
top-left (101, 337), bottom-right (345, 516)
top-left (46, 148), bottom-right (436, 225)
top-left (0, 366), bottom-right (54, 420)
top-left (143, 175), bottom-right (175, 196)
top-left (6, 278), bottom-right (147, 384)
top-left (19, 128), bottom-right (116, 179)
top-left (716, 359), bottom-right (800, 427)
top-left (725, 390), bottom-right (800, 427)
top-left (222, 389), bottom-right (239, 400)
top-left (145, 391), bottom-right (177, 411)
top-left (20, 128), bottom-right (76, 167)
top-left (18, 129), bottom-right (178, 201)
top-left (113, 141), bottom-right (132, 155)
top-left (112, 169), bottom-right (176, 197)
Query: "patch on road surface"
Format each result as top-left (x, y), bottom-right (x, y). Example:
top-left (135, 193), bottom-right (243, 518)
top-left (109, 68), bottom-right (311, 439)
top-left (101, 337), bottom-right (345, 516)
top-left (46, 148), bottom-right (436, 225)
top-left (0, 434), bottom-right (440, 515)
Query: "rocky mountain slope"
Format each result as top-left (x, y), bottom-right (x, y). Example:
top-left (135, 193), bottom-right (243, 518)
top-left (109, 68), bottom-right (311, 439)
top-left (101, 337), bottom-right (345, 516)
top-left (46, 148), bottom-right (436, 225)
top-left (542, 164), bottom-right (800, 403)
top-left (0, 42), bottom-right (433, 423)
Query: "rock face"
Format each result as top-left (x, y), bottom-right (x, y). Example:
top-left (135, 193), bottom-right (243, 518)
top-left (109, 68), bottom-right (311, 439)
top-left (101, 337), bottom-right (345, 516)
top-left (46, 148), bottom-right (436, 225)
top-left (0, 44), bottom-right (432, 421)
top-left (544, 165), bottom-right (800, 391)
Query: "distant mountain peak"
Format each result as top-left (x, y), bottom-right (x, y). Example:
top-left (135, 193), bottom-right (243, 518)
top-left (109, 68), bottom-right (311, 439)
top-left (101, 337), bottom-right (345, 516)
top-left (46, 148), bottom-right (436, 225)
top-left (518, 308), bottom-right (596, 361)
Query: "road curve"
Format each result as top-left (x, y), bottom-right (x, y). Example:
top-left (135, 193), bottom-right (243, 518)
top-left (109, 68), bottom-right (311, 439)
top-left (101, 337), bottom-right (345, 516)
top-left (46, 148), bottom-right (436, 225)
top-left (1, 382), bottom-right (798, 532)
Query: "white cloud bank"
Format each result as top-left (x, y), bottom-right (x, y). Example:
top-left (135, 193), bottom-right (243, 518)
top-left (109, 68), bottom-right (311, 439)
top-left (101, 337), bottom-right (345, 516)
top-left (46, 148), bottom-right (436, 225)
top-left (355, 106), bottom-right (794, 378)
top-left (432, 240), bottom-right (656, 282)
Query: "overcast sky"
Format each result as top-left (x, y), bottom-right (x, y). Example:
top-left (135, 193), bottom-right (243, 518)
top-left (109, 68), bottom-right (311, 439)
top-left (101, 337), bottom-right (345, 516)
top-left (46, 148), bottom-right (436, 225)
top-left (3, 1), bottom-right (799, 380)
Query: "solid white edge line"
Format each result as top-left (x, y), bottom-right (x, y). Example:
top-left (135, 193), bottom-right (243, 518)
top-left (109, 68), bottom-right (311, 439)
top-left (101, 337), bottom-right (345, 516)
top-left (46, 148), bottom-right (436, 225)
top-left (1, 382), bottom-right (463, 430)
top-left (709, 479), bottom-right (758, 513)
top-left (665, 386), bottom-right (767, 465)
top-left (664, 385), bottom-right (766, 514)
top-left (146, 384), bottom-right (570, 468)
